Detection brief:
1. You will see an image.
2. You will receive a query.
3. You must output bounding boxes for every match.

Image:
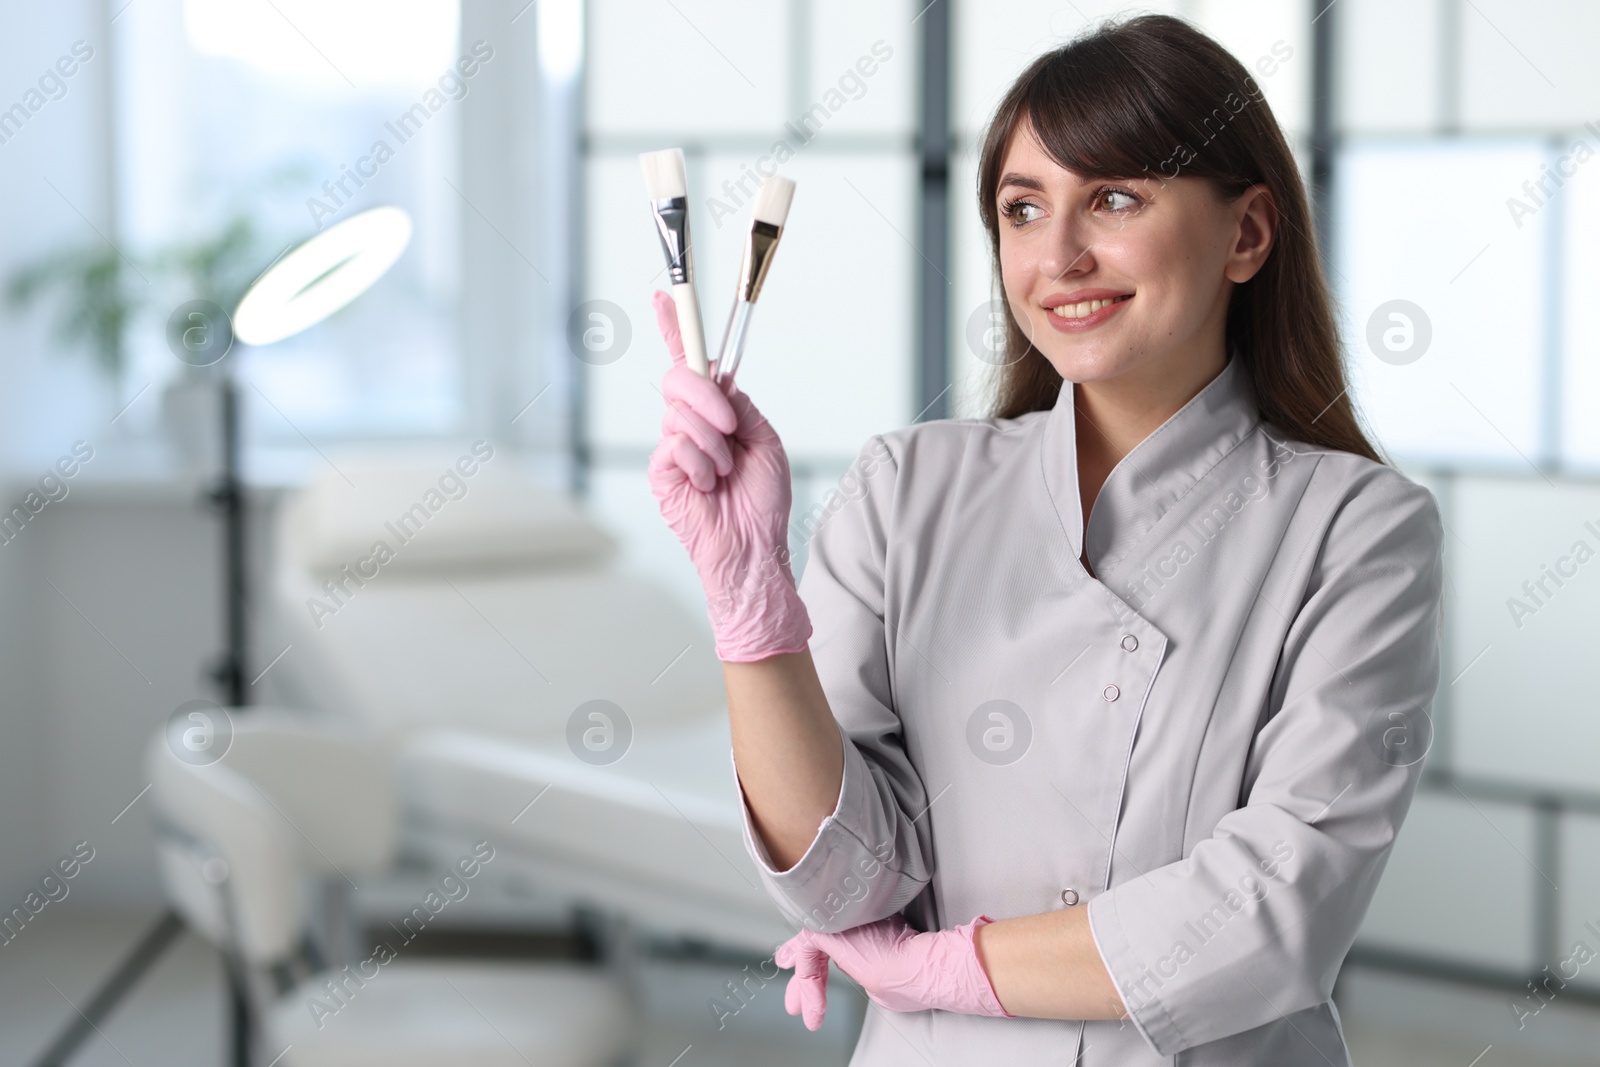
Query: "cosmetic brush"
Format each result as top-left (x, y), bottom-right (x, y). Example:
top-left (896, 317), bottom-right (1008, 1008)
top-left (639, 148), bottom-right (709, 376)
top-left (714, 174), bottom-right (796, 385)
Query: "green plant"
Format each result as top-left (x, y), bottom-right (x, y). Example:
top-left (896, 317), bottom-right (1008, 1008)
top-left (154, 213), bottom-right (269, 313)
top-left (6, 243), bottom-right (144, 379)
top-left (7, 164), bottom-right (307, 381)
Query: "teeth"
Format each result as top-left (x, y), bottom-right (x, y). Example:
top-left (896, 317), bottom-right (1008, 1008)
top-left (1050, 295), bottom-right (1128, 319)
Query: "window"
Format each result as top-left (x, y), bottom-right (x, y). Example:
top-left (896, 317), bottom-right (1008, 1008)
top-left (1334, 139), bottom-right (1551, 468)
top-left (578, 0), bottom-right (918, 602)
top-left (114, 0), bottom-right (466, 442)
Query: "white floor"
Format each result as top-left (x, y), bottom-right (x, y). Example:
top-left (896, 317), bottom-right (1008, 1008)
top-left (0, 908), bottom-right (862, 1067)
top-left (4, 910), bottom-right (1598, 1065)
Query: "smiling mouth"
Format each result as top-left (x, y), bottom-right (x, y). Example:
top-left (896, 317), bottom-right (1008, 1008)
top-left (1048, 294), bottom-right (1132, 320)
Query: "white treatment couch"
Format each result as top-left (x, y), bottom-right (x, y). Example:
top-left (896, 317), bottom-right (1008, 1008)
top-left (264, 449), bottom-right (790, 955)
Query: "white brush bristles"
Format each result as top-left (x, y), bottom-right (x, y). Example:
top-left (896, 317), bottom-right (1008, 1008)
top-left (752, 175), bottom-right (796, 228)
top-left (639, 148), bottom-right (687, 200)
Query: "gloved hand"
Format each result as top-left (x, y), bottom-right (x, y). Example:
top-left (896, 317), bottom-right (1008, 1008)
top-left (774, 913), bottom-right (1014, 1030)
top-left (646, 290), bottom-right (812, 662)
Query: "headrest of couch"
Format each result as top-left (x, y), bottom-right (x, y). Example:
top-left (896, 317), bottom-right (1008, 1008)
top-left (280, 445), bottom-right (616, 575)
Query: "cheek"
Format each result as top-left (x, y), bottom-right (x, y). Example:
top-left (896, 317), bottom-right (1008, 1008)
top-left (998, 249), bottom-right (1047, 334)
top-left (1090, 224), bottom-right (1159, 276)
top-left (1096, 229), bottom-right (1194, 317)
top-left (1142, 215), bottom-right (1227, 287)
top-left (997, 234), bottom-right (1021, 279)
top-left (997, 235), bottom-right (1040, 298)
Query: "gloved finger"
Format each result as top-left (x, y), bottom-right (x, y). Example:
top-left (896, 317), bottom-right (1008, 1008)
top-left (661, 398), bottom-right (733, 478)
top-left (776, 935), bottom-right (830, 990)
top-left (650, 432), bottom-right (718, 494)
top-left (793, 944), bottom-right (831, 982)
top-left (654, 292), bottom-right (734, 420)
top-left (798, 968), bottom-right (827, 1030)
top-left (777, 933), bottom-right (833, 1030)
top-left (783, 974), bottom-right (824, 1030)
top-left (651, 290), bottom-right (687, 368)
top-left (646, 432), bottom-right (684, 485)
top-left (783, 969), bottom-right (802, 1017)
top-left (673, 433), bottom-right (721, 494)
top-left (663, 362), bottom-right (737, 436)
top-left (774, 931), bottom-right (811, 971)
top-left (780, 926), bottom-right (835, 962)
top-left (647, 439), bottom-right (700, 507)
top-left (781, 964), bottom-right (828, 1031)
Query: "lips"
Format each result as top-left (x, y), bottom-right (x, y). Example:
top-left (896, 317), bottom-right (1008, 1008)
top-left (1048, 294), bottom-right (1132, 320)
top-left (1043, 293), bottom-right (1132, 333)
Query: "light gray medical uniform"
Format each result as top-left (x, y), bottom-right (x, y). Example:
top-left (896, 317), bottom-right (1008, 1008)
top-left (734, 355), bottom-right (1445, 1064)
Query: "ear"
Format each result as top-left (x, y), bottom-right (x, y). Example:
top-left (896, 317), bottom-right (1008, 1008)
top-left (1224, 183), bottom-right (1276, 285)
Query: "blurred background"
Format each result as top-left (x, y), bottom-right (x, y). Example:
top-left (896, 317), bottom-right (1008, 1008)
top-left (1, 0), bottom-right (1598, 1064)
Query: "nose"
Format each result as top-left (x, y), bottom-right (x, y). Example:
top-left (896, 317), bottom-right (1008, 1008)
top-left (1039, 216), bottom-right (1093, 282)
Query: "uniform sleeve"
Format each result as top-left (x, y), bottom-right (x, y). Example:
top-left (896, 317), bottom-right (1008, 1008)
top-left (1086, 469), bottom-right (1445, 1055)
top-left (733, 433), bottom-right (935, 933)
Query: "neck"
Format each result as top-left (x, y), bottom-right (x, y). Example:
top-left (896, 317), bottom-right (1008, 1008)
top-left (1073, 341), bottom-right (1229, 471)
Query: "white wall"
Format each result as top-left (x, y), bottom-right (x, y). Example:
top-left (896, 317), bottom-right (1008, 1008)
top-left (0, 0), bottom-right (114, 906)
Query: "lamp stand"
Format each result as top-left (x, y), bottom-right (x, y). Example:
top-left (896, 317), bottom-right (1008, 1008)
top-left (207, 368), bottom-right (248, 706)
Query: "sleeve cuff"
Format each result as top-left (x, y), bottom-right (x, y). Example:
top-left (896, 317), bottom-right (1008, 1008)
top-left (732, 717), bottom-right (860, 879)
top-left (1086, 889), bottom-right (1184, 1055)
top-left (731, 718), bottom-right (903, 929)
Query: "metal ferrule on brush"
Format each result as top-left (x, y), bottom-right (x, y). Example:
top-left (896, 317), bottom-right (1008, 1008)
top-left (650, 197), bottom-right (693, 284)
top-left (737, 220), bottom-right (782, 302)
top-left (716, 221), bottom-right (782, 381)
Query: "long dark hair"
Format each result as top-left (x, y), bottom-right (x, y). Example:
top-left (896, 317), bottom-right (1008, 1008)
top-left (976, 14), bottom-right (1383, 464)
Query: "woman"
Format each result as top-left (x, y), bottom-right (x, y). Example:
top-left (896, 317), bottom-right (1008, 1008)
top-left (648, 13), bottom-right (1442, 1065)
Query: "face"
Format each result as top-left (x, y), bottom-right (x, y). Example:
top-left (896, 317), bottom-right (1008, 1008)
top-left (994, 119), bottom-right (1274, 390)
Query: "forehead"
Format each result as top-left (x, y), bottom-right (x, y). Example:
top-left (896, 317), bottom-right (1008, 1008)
top-left (997, 122), bottom-right (1104, 188)
top-left (994, 119), bottom-right (1197, 202)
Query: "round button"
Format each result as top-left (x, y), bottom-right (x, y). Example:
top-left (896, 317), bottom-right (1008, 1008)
top-left (1061, 888), bottom-right (1080, 906)
top-left (1121, 634), bottom-right (1138, 652)
top-left (1103, 684), bottom-right (1120, 702)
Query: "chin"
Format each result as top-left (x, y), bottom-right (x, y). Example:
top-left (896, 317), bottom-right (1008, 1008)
top-left (1037, 344), bottom-right (1134, 384)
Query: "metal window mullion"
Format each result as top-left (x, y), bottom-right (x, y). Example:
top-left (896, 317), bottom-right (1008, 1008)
top-left (1437, 0), bottom-right (1462, 136)
top-left (915, 0), bottom-right (951, 423)
top-left (1310, 0), bottom-right (1337, 269)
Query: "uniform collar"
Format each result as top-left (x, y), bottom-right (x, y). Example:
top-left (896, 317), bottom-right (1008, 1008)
top-left (1039, 353), bottom-right (1260, 572)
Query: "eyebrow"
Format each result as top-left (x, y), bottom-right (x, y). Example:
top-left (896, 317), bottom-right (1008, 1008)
top-left (997, 170), bottom-right (1140, 194)
top-left (997, 172), bottom-right (1047, 193)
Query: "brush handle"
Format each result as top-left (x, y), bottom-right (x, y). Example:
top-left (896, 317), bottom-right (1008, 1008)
top-left (670, 283), bottom-right (709, 376)
top-left (715, 300), bottom-right (754, 385)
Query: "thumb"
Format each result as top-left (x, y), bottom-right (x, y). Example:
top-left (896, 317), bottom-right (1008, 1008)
top-left (776, 931), bottom-right (831, 1030)
top-left (652, 290), bottom-right (686, 367)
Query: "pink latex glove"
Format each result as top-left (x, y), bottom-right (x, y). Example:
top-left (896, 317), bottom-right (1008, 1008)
top-left (774, 913), bottom-right (1014, 1030)
top-left (646, 290), bottom-right (812, 662)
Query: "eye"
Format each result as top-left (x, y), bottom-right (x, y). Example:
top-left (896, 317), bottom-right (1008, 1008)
top-left (1095, 187), bottom-right (1141, 213)
top-left (999, 196), bottom-right (1044, 226)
